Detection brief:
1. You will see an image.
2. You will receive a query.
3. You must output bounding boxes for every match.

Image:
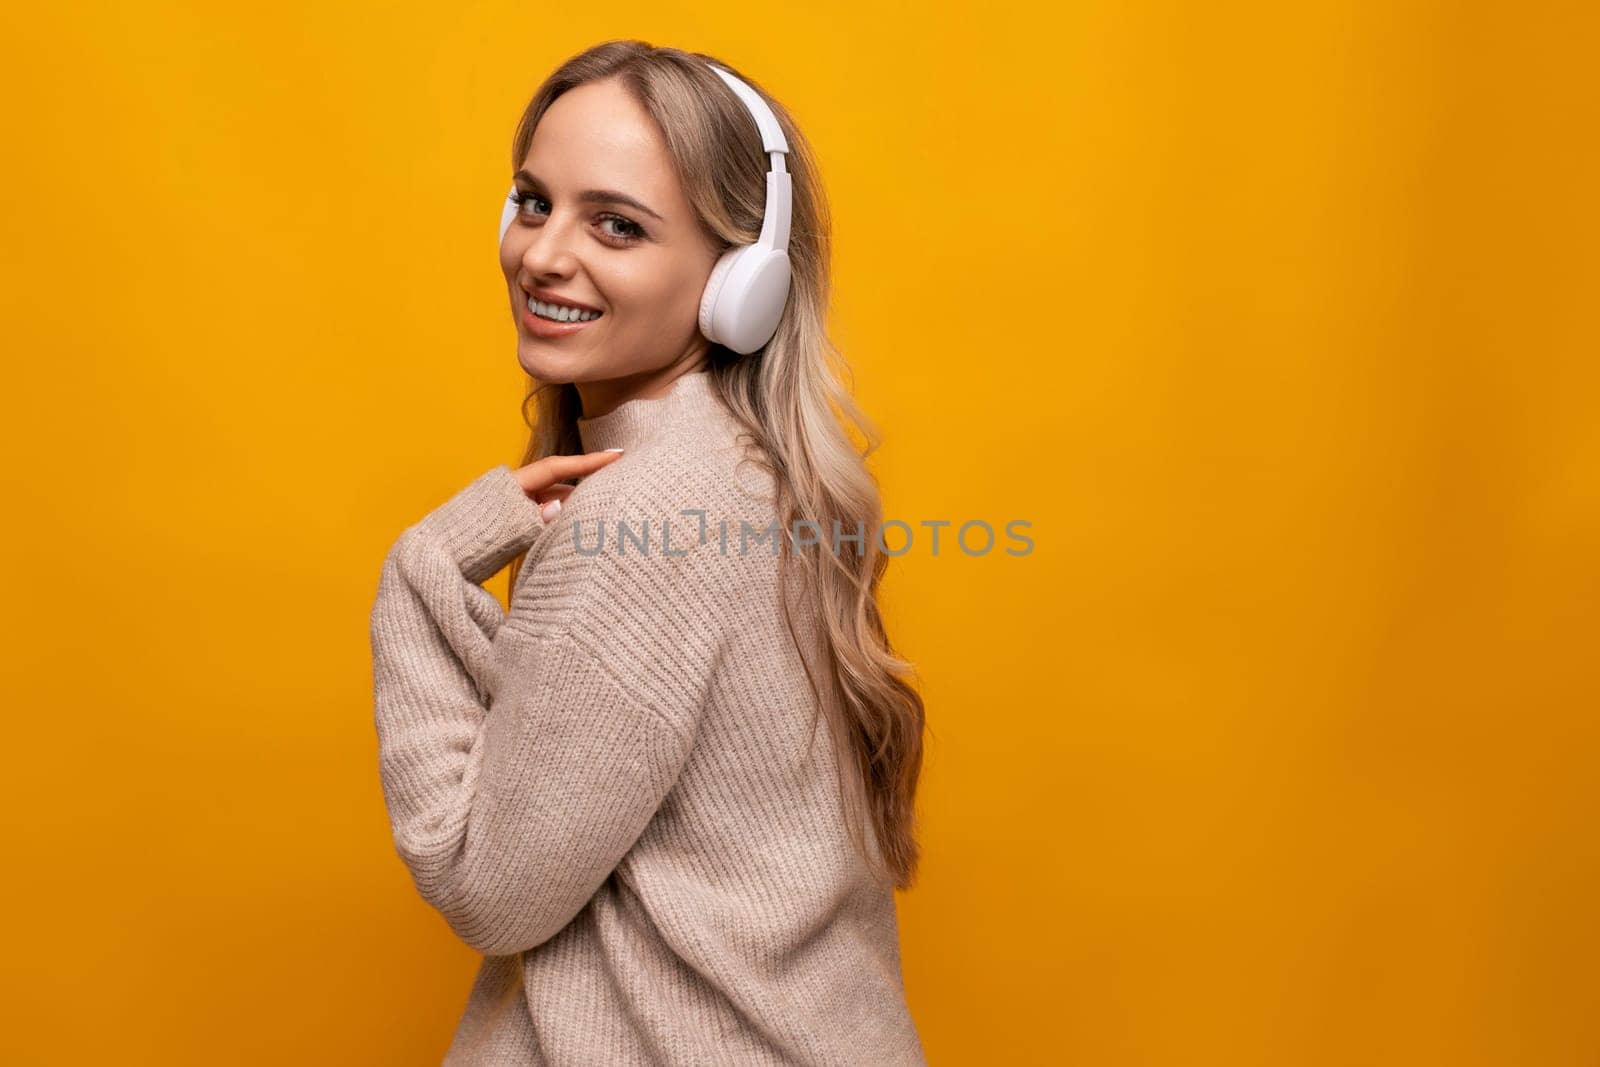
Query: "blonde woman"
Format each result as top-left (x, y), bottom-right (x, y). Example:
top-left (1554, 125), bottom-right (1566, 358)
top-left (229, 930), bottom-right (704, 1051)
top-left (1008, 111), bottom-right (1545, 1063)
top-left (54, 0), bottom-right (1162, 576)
top-left (370, 39), bottom-right (927, 1064)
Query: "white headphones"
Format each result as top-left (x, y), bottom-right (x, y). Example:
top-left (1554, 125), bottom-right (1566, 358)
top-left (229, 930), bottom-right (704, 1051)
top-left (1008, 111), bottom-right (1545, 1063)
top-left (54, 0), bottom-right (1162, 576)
top-left (499, 63), bottom-right (793, 356)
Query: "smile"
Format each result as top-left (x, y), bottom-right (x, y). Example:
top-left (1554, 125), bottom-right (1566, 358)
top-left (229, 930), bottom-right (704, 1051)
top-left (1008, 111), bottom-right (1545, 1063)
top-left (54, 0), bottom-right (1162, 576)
top-left (522, 296), bottom-right (603, 338)
top-left (528, 297), bottom-right (603, 323)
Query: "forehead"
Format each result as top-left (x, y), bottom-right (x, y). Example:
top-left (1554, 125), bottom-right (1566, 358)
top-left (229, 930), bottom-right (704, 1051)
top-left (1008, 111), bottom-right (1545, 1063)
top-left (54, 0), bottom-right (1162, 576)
top-left (520, 79), bottom-right (683, 216)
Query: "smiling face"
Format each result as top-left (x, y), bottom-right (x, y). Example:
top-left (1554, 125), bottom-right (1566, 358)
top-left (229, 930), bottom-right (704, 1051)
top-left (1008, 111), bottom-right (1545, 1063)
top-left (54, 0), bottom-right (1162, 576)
top-left (500, 77), bottom-right (722, 407)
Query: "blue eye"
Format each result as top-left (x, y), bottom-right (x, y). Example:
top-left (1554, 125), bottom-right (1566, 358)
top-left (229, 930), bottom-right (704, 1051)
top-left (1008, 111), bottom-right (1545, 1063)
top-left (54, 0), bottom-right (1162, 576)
top-left (508, 189), bottom-right (547, 215)
top-left (507, 191), bottom-right (646, 246)
top-left (597, 214), bottom-right (646, 243)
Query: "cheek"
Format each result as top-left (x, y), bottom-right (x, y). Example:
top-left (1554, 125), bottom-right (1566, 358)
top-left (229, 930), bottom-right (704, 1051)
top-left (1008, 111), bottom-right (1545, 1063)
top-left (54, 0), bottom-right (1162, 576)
top-left (597, 257), bottom-right (706, 319)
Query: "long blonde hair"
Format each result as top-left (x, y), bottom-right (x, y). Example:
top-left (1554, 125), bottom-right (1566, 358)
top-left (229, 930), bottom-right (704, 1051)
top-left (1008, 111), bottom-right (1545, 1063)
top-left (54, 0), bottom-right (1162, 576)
top-left (504, 40), bottom-right (926, 892)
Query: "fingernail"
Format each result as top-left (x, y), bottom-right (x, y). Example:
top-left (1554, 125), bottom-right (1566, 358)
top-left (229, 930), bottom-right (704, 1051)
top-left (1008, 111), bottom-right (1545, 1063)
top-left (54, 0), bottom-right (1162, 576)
top-left (603, 447), bottom-right (625, 453)
top-left (540, 498), bottom-right (562, 523)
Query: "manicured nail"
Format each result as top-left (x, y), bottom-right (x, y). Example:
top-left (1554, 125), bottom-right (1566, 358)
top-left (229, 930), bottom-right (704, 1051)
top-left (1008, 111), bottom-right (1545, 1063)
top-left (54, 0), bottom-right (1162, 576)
top-left (540, 498), bottom-right (562, 523)
top-left (603, 447), bottom-right (625, 453)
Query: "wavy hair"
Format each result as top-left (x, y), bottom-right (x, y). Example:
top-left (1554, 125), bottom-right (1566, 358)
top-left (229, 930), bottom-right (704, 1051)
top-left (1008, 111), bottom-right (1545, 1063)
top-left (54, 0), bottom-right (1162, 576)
top-left (503, 40), bottom-right (926, 892)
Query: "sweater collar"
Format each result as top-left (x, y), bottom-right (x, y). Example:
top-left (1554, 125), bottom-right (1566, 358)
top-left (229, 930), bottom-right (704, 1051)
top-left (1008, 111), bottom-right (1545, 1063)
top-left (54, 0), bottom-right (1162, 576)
top-left (575, 369), bottom-right (723, 452)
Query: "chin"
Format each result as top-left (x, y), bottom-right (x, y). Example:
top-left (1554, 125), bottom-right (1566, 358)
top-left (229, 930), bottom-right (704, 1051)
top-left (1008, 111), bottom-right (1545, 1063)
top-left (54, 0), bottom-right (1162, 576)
top-left (514, 342), bottom-right (591, 384)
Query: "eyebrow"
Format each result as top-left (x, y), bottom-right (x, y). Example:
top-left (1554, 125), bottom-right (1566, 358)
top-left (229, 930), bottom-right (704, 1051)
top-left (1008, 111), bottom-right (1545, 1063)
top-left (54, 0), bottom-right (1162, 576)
top-left (513, 169), bottom-right (665, 223)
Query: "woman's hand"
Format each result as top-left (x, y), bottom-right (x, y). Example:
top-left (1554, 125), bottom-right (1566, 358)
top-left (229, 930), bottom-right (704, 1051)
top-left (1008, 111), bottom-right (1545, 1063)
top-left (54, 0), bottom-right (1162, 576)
top-left (513, 448), bottom-right (626, 523)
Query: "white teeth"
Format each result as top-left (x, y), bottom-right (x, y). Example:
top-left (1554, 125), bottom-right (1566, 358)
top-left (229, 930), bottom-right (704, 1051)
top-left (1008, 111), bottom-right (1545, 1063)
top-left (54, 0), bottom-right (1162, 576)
top-left (528, 297), bottom-right (601, 323)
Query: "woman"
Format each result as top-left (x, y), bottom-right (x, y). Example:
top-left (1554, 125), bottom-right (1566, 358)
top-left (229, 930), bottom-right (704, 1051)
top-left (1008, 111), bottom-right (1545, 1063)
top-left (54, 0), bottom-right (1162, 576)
top-left (370, 40), bottom-right (928, 1064)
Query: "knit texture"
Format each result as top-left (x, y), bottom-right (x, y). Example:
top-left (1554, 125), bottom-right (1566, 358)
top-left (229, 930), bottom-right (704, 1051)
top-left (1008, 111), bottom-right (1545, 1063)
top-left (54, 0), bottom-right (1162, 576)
top-left (369, 369), bottom-right (926, 1065)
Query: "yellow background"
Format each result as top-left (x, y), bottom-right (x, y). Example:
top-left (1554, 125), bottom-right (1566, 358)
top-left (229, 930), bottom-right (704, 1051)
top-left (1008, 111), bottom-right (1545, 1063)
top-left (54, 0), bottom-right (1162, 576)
top-left (4, 1), bottom-right (1597, 1063)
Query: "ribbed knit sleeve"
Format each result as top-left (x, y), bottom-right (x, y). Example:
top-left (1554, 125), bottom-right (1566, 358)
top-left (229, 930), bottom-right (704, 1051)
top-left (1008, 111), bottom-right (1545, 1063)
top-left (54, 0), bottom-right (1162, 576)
top-left (369, 461), bottom-right (732, 958)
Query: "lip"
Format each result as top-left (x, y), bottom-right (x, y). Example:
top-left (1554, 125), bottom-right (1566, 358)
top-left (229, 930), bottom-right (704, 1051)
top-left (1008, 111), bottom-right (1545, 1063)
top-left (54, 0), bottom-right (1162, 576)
top-left (525, 287), bottom-right (603, 314)
top-left (521, 295), bottom-right (602, 338)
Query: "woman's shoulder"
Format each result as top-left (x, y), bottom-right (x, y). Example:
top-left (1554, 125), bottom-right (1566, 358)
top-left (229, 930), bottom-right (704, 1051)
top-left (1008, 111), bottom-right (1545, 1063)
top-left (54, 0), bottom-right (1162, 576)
top-left (501, 432), bottom-right (784, 723)
top-left (574, 408), bottom-right (781, 538)
top-left (508, 430), bottom-right (779, 645)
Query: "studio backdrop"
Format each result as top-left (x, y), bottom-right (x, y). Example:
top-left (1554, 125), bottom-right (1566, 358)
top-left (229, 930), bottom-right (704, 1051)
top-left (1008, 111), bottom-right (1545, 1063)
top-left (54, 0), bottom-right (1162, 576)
top-left (3, 2), bottom-right (1596, 1064)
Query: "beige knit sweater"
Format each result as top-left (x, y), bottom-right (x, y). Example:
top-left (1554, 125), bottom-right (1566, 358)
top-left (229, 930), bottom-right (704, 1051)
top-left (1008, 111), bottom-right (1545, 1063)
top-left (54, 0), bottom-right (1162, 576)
top-left (369, 369), bottom-right (926, 1065)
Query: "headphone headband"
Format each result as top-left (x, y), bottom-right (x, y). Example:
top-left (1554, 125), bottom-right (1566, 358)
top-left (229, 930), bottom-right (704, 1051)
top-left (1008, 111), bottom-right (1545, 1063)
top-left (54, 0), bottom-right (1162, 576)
top-left (705, 64), bottom-right (790, 156)
top-left (703, 64), bottom-right (792, 255)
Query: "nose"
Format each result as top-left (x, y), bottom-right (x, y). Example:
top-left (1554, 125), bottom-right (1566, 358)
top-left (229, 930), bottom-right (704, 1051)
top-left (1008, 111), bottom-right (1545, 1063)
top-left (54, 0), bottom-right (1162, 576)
top-left (518, 211), bottom-right (582, 280)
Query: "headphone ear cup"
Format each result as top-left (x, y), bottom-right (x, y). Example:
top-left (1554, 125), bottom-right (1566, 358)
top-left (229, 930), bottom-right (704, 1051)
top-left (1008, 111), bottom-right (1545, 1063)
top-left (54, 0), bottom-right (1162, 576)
top-left (698, 246), bottom-right (746, 344)
top-left (700, 245), bottom-right (793, 354)
top-left (498, 186), bottom-right (518, 246)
